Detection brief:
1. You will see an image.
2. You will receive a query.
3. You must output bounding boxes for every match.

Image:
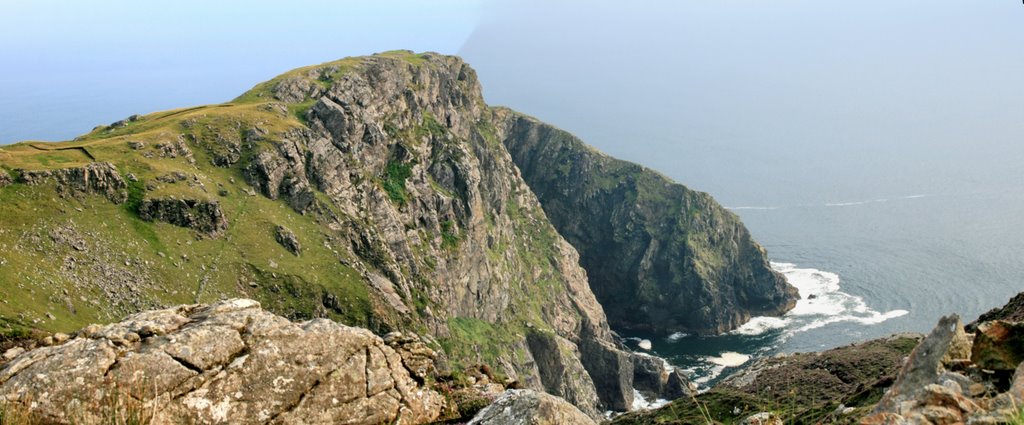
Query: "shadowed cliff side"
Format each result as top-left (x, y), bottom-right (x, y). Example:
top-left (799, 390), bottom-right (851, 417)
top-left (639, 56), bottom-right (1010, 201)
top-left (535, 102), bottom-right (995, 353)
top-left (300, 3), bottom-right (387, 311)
top-left (494, 110), bottom-right (798, 335)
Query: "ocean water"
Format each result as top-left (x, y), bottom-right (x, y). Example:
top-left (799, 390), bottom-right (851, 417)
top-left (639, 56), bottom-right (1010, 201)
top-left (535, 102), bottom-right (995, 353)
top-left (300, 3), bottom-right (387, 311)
top-left (621, 188), bottom-right (1024, 388)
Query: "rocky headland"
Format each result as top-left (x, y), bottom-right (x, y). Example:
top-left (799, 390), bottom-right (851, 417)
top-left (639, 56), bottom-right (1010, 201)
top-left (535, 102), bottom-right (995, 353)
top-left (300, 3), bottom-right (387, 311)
top-left (0, 51), bottom-right (796, 422)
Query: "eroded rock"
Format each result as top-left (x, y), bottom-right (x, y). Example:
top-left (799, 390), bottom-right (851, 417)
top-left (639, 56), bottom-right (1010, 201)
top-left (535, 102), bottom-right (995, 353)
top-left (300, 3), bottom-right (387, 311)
top-left (274, 225), bottom-right (302, 255)
top-left (138, 197), bottom-right (228, 237)
top-left (971, 320), bottom-right (1024, 371)
top-left (17, 162), bottom-right (128, 203)
top-left (468, 389), bottom-right (596, 425)
top-left (0, 299), bottom-right (444, 424)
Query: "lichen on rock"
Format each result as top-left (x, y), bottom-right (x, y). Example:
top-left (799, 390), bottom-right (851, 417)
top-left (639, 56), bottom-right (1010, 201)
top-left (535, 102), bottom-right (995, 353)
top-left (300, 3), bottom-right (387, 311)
top-left (0, 299), bottom-right (445, 425)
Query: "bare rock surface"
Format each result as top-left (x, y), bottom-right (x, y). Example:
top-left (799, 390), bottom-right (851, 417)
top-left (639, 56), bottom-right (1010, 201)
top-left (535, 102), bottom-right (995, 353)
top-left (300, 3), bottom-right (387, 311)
top-left (468, 389), bottom-right (596, 425)
top-left (864, 308), bottom-right (1024, 424)
top-left (0, 299), bottom-right (444, 424)
top-left (138, 197), bottom-right (228, 237)
top-left (17, 162), bottom-right (128, 203)
top-left (0, 169), bottom-right (11, 187)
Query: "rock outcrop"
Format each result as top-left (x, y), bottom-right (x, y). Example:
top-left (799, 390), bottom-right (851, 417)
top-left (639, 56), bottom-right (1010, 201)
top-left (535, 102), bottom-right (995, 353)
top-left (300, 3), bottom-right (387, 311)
top-left (0, 51), bottom-right (792, 416)
top-left (0, 169), bottom-right (11, 187)
top-left (469, 389), bottom-right (596, 425)
top-left (138, 197), bottom-right (228, 237)
top-left (0, 299), bottom-right (444, 424)
top-left (863, 294), bottom-right (1024, 424)
top-left (232, 51), bottom-right (636, 412)
top-left (632, 354), bottom-right (683, 401)
top-left (274, 225), bottom-right (302, 255)
top-left (16, 162), bottom-right (128, 203)
top-left (495, 111), bottom-right (798, 335)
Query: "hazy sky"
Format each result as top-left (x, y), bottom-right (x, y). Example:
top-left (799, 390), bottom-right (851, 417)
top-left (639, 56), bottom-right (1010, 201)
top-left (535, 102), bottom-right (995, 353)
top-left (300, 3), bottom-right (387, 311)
top-left (460, 0), bottom-right (1024, 204)
top-left (0, 0), bottom-right (482, 143)
top-left (2, 0), bottom-right (1023, 205)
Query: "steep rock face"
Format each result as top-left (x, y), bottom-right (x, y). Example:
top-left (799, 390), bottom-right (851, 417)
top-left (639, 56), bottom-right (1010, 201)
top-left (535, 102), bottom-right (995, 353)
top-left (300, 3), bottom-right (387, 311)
top-left (17, 162), bottom-right (128, 203)
top-left (494, 111), bottom-right (798, 335)
top-left (0, 299), bottom-right (444, 425)
top-left (138, 197), bottom-right (229, 237)
top-left (0, 51), bottom-right (784, 415)
top-left (234, 52), bottom-right (633, 412)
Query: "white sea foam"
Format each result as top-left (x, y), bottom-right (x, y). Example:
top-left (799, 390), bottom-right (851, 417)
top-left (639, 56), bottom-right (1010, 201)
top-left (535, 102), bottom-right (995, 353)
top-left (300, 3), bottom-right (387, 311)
top-left (824, 198), bottom-right (889, 207)
top-left (901, 194), bottom-right (931, 199)
top-left (666, 332), bottom-right (689, 342)
top-left (734, 262), bottom-right (909, 338)
top-left (631, 389), bottom-right (670, 410)
top-left (691, 364), bottom-right (724, 386)
top-left (638, 339), bottom-right (652, 350)
top-left (732, 316), bottom-right (789, 336)
top-left (706, 352), bottom-right (750, 367)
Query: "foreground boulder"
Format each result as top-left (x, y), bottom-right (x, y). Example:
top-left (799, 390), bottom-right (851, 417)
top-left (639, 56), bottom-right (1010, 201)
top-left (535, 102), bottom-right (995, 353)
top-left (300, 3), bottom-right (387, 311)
top-left (469, 389), bottom-right (596, 425)
top-left (865, 300), bottom-right (1024, 424)
top-left (0, 299), bottom-right (444, 424)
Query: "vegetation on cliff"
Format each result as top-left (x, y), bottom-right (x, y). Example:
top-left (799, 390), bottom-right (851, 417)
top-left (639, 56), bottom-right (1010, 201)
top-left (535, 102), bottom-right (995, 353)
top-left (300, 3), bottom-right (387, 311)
top-left (496, 111), bottom-right (798, 335)
top-left (0, 51), bottom-right (793, 416)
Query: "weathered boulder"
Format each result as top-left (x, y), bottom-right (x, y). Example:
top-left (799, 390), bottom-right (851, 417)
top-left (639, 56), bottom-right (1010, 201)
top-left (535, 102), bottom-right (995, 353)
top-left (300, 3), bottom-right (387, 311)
top-left (0, 299), bottom-right (444, 424)
top-left (468, 389), bottom-right (596, 425)
top-left (971, 320), bottom-right (1024, 371)
top-left (17, 162), bottom-right (128, 203)
top-left (0, 169), bottom-right (11, 187)
top-left (138, 197), bottom-right (228, 237)
top-left (274, 225), bottom-right (302, 255)
top-left (873, 315), bottom-right (963, 414)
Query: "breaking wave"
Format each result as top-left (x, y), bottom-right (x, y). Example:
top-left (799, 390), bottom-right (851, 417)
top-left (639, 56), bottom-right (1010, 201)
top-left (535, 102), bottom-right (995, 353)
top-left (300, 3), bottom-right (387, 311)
top-left (733, 262), bottom-right (908, 338)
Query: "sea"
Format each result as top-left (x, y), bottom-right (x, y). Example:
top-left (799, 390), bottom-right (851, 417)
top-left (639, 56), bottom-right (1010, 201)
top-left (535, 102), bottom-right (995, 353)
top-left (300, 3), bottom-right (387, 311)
top-left (620, 187), bottom-right (1024, 394)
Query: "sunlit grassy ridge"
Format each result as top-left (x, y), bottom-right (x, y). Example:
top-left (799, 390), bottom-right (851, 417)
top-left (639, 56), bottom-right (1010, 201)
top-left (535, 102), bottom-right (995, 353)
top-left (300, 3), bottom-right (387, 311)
top-left (0, 57), bottom-right (378, 335)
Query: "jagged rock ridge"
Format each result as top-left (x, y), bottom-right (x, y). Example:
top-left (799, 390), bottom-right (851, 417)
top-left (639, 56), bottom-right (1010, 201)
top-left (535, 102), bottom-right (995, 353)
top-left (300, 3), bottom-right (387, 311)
top-left (0, 51), bottom-right (791, 416)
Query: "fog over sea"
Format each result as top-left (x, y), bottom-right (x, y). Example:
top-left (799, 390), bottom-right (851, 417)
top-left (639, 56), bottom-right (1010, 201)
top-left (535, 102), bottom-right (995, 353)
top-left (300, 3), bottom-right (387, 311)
top-left (3, 0), bottom-right (1024, 393)
top-left (459, 0), bottom-right (1024, 389)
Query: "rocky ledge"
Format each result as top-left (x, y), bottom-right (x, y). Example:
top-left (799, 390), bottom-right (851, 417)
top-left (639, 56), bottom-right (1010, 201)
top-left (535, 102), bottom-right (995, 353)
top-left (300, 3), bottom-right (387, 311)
top-left (0, 299), bottom-right (444, 424)
top-left (138, 197), bottom-right (229, 237)
top-left (16, 162), bottom-right (128, 203)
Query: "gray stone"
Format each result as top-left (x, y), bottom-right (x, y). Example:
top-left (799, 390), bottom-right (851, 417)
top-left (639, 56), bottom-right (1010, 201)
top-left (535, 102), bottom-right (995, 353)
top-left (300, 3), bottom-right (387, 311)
top-left (874, 315), bottom-right (962, 414)
top-left (0, 299), bottom-right (444, 424)
top-left (138, 197), bottom-right (228, 237)
top-left (17, 162), bottom-right (128, 203)
top-left (274, 225), bottom-right (302, 255)
top-left (469, 389), bottom-right (596, 425)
